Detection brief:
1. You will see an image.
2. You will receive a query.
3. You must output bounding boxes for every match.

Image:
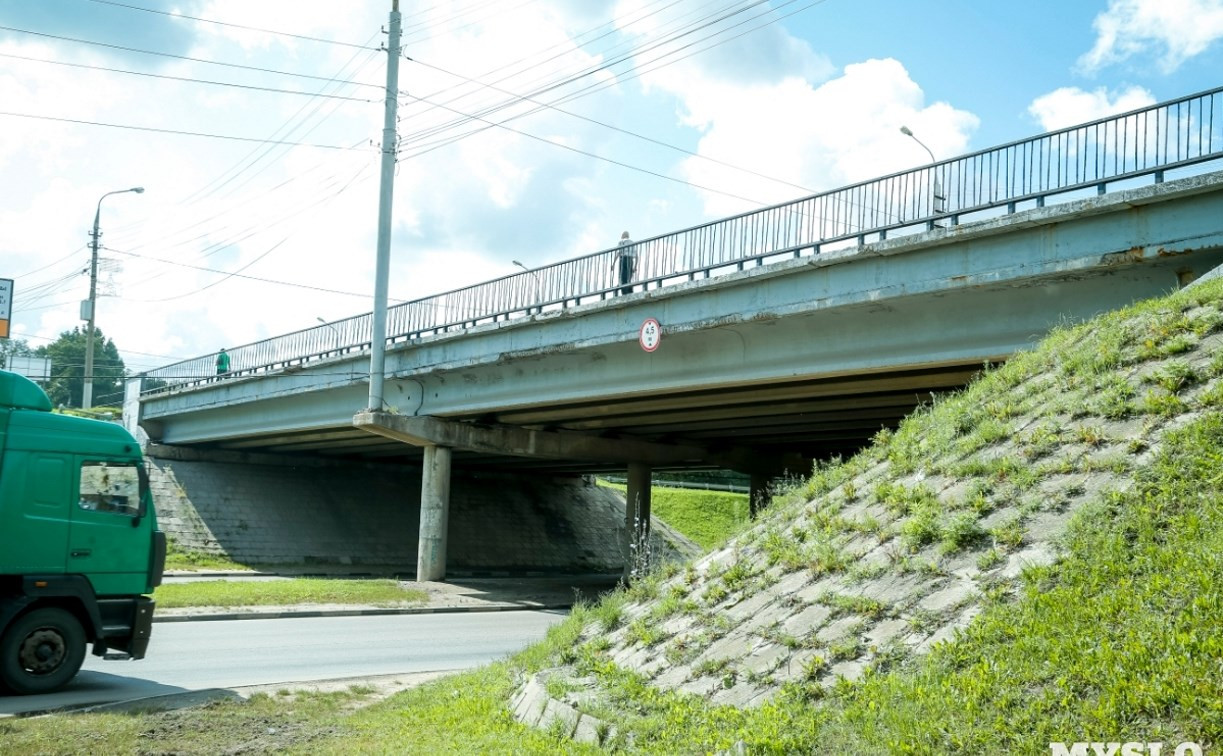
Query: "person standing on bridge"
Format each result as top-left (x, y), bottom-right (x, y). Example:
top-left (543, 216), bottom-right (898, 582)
top-left (614, 231), bottom-right (637, 295)
top-left (215, 347), bottom-right (230, 378)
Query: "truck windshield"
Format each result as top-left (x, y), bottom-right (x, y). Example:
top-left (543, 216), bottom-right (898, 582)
top-left (78, 461), bottom-right (142, 517)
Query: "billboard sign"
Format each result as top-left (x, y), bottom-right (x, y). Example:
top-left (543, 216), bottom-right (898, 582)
top-left (8, 356), bottom-right (50, 383)
top-left (0, 278), bottom-right (12, 339)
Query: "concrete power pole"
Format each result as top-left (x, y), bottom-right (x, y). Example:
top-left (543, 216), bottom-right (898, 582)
top-left (83, 186), bottom-right (143, 409)
top-left (368, 0), bottom-right (402, 411)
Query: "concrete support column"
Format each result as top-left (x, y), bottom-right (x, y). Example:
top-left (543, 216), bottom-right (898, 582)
top-left (749, 472), bottom-right (771, 519)
top-left (416, 445), bottom-right (452, 582)
top-left (623, 462), bottom-right (652, 581)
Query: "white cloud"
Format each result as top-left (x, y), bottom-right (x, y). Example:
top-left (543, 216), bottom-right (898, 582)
top-left (661, 58), bottom-right (979, 217)
top-left (1079, 0), bottom-right (1223, 73)
top-left (1027, 85), bottom-right (1156, 131)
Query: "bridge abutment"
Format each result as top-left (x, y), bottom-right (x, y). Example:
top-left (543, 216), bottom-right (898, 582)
top-left (142, 445), bottom-right (699, 574)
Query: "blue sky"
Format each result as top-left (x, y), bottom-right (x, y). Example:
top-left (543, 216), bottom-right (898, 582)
top-left (0, 0), bottom-right (1221, 376)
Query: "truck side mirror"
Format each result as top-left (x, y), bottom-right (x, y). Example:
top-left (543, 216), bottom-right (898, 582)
top-left (134, 464), bottom-right (152, 527)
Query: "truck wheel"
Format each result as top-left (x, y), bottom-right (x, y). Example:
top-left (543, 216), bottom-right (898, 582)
top-left (0, 607), bottom-right (87, 695)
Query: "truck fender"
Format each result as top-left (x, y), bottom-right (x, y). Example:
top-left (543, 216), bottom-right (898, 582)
top-left (3, 576), bottom-right (106, 643)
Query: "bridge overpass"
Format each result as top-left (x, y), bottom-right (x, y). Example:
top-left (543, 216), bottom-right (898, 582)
top-left (128, 87), bottom-right (1223, 579)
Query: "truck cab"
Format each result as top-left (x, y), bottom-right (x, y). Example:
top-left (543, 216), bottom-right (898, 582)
top-left (0, 369), bottom-right (165, 694)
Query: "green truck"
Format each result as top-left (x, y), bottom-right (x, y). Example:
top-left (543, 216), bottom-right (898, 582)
top-left (0, 369), bottom-right (165, 694)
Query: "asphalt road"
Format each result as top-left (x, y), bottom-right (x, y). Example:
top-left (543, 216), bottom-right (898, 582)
top-left (0, 609), bottom-right (567, 716)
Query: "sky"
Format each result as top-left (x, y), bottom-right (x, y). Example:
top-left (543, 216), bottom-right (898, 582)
top-left (1, 0), bottom-right (1222, 382)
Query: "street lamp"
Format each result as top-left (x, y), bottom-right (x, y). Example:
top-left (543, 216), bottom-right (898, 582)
top-left (899, 126), bottom-right (946, 217)
top-left (316, 316), bottom-right (341, 353)
top-left (83, 186), bottom-right (144, 409)
top-left (512, 260), bottom-right (541, 314)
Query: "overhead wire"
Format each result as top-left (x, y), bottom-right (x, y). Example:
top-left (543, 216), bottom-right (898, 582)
top-left (127, 162), bottom-right (377, 303)
top-left (10, 245), bottom-right (88, 279)
top-left (99, 34), bottom-right (384, 273)
top-left (0, 24), bottom-right (384, 89)
top-left (0, 111), bottom-right (366, 150)
top-left (398, 89), bottom-right (773, 207)
top-left (394, 0), bottom-right (766, 149)
top-left (407, 54), bottom-right (816, 195)
top-left (83, 0), bottom-right (379, 50)
top-left (104, 245), bottom-right (407, 303)
top-left (399, 0), bottom-right (865, 225)
top-left (6, 1), bottom-right (851, 354)
top-left (0, 51), bottom-right (376, 103)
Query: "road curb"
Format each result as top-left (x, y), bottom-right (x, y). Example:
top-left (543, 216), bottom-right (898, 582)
top-left (153, 602), bottom-right (572, 622)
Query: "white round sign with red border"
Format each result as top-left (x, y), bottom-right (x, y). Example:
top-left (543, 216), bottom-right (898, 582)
top-left (639, 318), bottom-right (661, 352)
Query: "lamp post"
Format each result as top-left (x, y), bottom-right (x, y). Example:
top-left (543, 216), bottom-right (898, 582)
top-left (317, 316), bottom-right (341, 353)
top-left (512, 260), bottom-right (541, 314)
top-left (899, 126), bottom-right (946, 217)
top-left (83, 186), bottom-right (143, 409)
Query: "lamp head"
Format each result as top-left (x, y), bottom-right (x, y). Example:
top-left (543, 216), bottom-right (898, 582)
top-left (899, 126), bottom-right (913, 137)
top-left (131, 187), bottom-right (145, 194)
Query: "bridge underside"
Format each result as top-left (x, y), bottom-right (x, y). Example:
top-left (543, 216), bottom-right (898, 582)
top-left (189, 360), bottom-right (982, 473)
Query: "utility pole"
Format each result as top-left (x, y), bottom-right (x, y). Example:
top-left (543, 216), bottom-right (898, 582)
top-left (83, 187), bottom-right (143, 409)
top-left (368, 0), bottom-right (402, 411)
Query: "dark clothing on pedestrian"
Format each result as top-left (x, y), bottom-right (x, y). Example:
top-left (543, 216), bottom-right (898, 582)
top-left (614, 232), bottom-right (636, 295)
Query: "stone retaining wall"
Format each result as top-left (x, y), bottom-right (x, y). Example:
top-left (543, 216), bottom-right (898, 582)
top-left (146, 448), bottom-right (697, 572)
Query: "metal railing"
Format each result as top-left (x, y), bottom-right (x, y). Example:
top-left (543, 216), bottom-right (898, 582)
top-left (142, 85), bottom-right (1223, 394)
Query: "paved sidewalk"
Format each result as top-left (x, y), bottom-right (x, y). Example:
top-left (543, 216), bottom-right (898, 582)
top-left (156, 571), bottom-right (622, 622)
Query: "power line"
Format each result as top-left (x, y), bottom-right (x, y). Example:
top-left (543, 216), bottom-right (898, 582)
top-left (398, 89), bottom-right (772, 206)
top-left (401, 0), bottom-right (847, 215)
top-left (171, 44), bottom-right (383, 207)
top-left (83, 0), bottom-right (379, 50)
top-left (104, 245), bottom-right (406, 303)
top-left (0, 24), bottom-right (384, 89)
top-left (115, 161), bottom-right (377, 295)
top-left (394, 0), bottom-right (773, 149)
top-left (407, 54), bottom-right (816, 195)
top-left (0, 111), bottom-right (370, 150)
top-left (0, 51), bottom-right (375, 103)
top-left (127, 163), bottom-right (376, 303)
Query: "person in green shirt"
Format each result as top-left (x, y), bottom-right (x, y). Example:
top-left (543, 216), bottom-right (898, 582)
top-left (215, 347), bottom-right (230, 377)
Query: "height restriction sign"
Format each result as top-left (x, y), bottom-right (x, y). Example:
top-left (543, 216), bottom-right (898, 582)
top-left (0, 278), bottom-right (12, 339)
top-left (639, 318), bottom-right (661, 352)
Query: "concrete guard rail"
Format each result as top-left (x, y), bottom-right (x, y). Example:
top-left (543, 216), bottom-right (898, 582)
top-left (141, 85), bottom-right (1223, 394)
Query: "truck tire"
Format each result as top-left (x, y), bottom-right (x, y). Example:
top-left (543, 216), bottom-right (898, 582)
top-left (0, 607), bottom-right (87, 695)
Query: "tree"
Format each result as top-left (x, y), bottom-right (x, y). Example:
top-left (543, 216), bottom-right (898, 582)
top-left (0, 337), bottom-right (32, 370)
top-left (34, 328), bottom-right (127, 408)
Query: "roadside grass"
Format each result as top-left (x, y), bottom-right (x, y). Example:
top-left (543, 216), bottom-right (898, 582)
top-left (153, 578), bottom-right (427, 609)
top-left (600, 481), bottom-right (750, 550)
top-left (318, 662), bottom-right (601, 754)
top-left (0, 687), bottom-right (373, 755)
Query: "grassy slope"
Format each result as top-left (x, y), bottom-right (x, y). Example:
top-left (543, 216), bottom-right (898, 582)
top-left (570, 414), bottom-right (1223, 753)
top-left (601, 481), bottom-right (750, 550)
top-left (9, 280), bottom-right (1223, 753)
